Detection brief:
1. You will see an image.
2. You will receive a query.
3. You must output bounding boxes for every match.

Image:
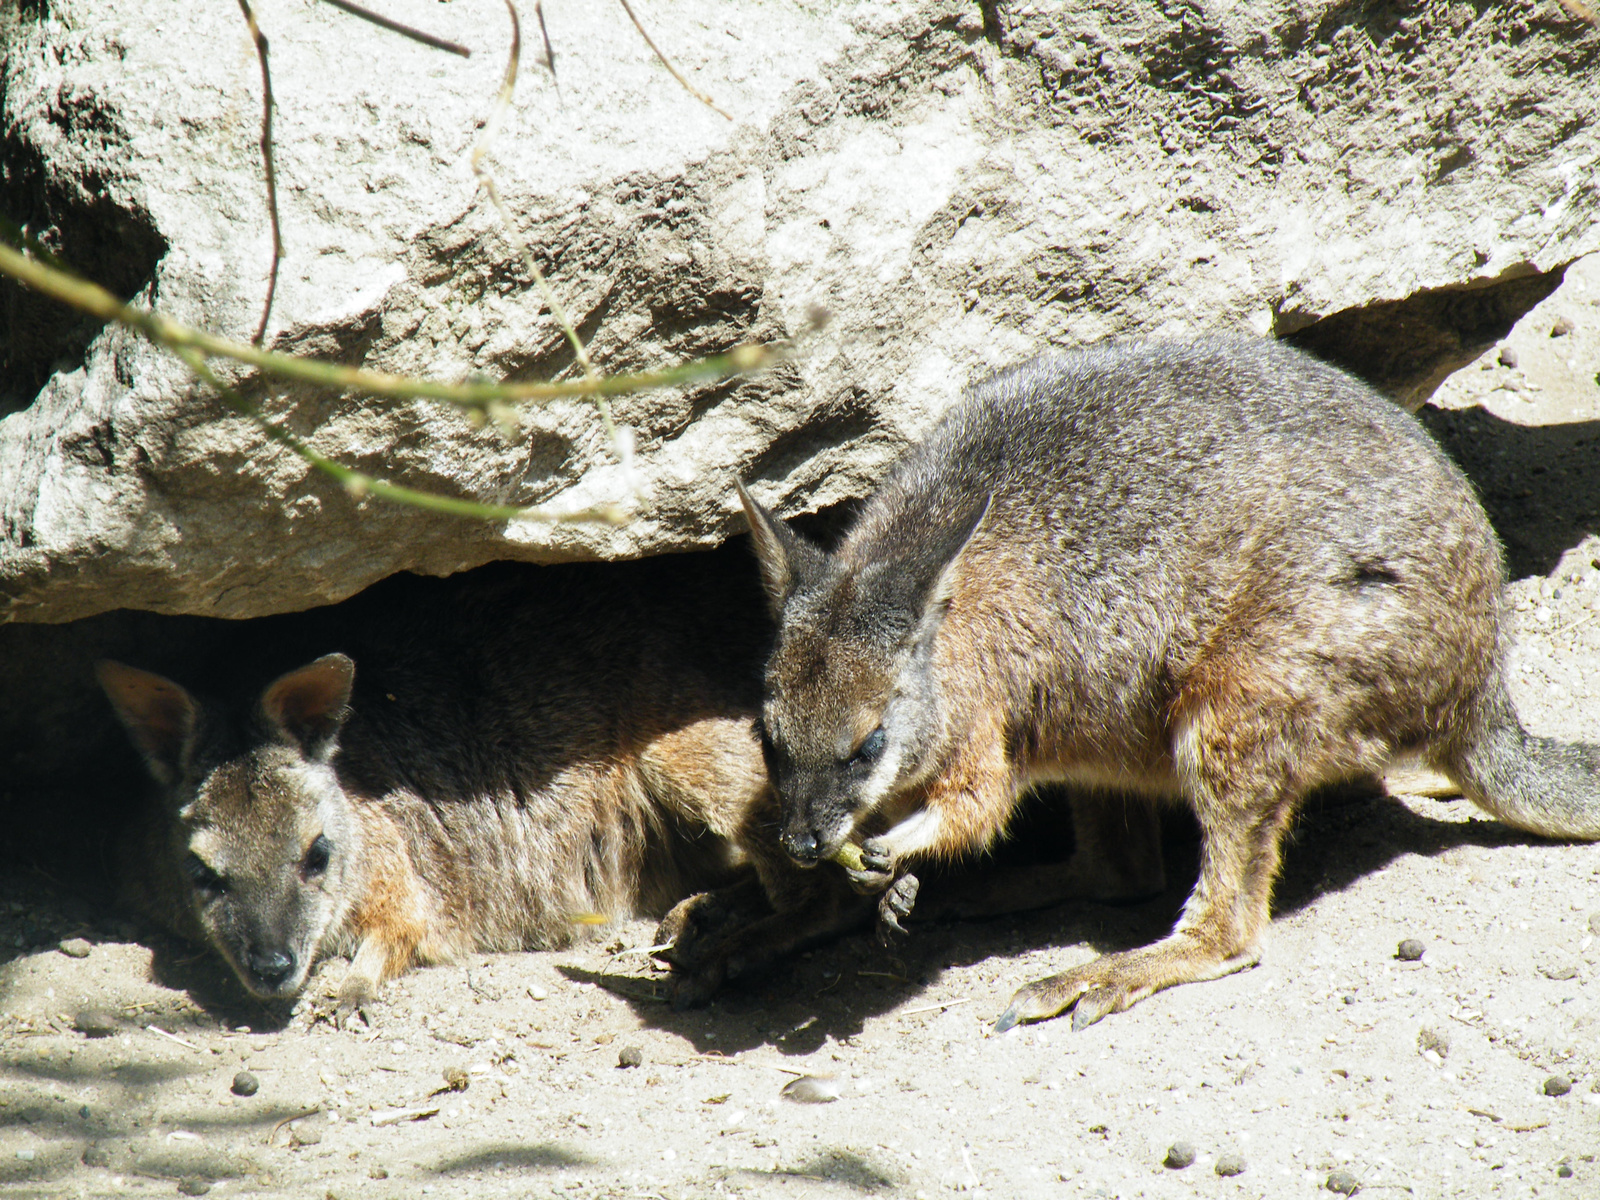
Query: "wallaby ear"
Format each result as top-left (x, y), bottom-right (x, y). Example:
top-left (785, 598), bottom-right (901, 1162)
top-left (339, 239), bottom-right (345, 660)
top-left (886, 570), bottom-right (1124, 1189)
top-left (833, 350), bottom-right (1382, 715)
top-left (737, 480), bottom-right (824, 617)
top-left (898, 493), bottom-right (992, 645)
top-left (97, 660), bottom-right (199, 786)
top-left (260, 654), bottom-right (354, 761)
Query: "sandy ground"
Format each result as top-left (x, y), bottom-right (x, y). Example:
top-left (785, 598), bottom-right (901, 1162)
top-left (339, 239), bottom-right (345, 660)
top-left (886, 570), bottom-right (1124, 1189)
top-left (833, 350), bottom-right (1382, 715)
top-left (3, 262), bottom-right (1600, 1200)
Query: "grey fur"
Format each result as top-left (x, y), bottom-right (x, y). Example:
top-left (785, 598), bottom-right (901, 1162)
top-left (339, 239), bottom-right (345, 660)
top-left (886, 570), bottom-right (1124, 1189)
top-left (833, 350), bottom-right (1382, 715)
top-left (723, 335), bottom-right (1600, 1027)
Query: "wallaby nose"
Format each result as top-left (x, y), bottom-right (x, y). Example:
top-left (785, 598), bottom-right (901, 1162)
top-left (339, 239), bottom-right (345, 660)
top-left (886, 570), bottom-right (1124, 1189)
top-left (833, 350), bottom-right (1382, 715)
top-left (781, 826), bottom-right (823, 864)
top-left (249, 948), bottom-right (296, 988)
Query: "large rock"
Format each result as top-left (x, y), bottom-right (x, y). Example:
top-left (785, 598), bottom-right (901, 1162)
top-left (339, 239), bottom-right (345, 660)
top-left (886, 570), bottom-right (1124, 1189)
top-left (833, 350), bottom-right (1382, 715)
top-left (2, 0), bottom-right (1597, 623)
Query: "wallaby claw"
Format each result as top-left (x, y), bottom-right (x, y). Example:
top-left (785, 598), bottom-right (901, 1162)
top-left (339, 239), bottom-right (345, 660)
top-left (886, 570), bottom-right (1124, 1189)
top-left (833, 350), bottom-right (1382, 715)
top-left (875, 873), bottom-right (920, 943)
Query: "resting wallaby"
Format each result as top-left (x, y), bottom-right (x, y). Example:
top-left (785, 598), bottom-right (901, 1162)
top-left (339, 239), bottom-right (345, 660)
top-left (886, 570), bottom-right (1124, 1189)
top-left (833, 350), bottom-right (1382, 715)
top-left (675, 336), bottom-right (1600, 1030)
top-left (99, 550), bottom-right (779, 1014)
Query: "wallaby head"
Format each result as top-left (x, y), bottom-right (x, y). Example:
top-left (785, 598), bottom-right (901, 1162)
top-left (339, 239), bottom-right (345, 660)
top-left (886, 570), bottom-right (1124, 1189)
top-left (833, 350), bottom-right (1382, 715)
top-left (98, 654), bottom-right (361, 1000)
top-left (737, 481), bottom-right (987, 864)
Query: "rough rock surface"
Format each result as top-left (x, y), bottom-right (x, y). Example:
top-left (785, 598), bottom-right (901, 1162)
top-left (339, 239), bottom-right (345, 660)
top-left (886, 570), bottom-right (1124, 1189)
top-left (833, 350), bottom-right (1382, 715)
top-left (2, 0), bottom-right (1598, 623)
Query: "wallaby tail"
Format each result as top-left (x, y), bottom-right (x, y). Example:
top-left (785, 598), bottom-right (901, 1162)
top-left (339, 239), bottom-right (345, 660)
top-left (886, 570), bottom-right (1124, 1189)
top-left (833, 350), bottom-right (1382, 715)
top-left (1439, 671), bottom-right (1600, 840)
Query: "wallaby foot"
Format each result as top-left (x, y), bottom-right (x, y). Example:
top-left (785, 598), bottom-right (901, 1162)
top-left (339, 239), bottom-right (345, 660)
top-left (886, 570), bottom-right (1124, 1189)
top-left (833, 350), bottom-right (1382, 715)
top-left (654, 874), bottom-right (875, 1008)
top-left (876, 873), bottom-right (920, 941)
top-left (994, 934), bottom-right (1261, 1032)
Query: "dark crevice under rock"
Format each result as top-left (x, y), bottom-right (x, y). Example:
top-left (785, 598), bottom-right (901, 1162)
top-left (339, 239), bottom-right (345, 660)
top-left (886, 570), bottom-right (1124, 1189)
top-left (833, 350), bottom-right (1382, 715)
top-left (1279, 262), bottom-right (1569, 409)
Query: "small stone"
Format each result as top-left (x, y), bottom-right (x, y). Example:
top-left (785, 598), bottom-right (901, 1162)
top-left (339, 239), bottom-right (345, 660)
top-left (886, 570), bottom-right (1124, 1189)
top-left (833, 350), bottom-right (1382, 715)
top-left (1396, 939), bottom-right (1425, 962)
top-left (1163, 1141), bottom-right (1196, 1169)
top-left (58, 937), bottom-right (91, 958)
top-left (442, 1066), bottom-right (469, 1092)
top-left (72, 1009), bottom-right (116, 1038)
top-left (1417, 1027), bottom-right (1450, 1059)
top-left (289, 1121), bottom-right (323, 1147)
top-left (528, 985), bottom-right (548, 1001)
top-left (1544, 1074), bottom-right (1573, 1097)
top-left (618, 1045), bottom-right (643, 1069)
top-left (177, 1179), bottom-right (212, 1196)
top-left (81, 1144), bottom-right (111, 1168)
top-left (1551, 316), bottom-right (1575, 337)
top-left (1498, 344), bottom-right (1519, 368)
top-left (368, 1167), bottom-right (389, 1180)
top-left (1327, 1168), bottom-right (1362, 1194)
top-left (231, 1071), bottom-right (259, 1097)
top-left (1558, 1162), bottom-right (1574, 1178)
top-left (780, 1075), bottom-right (841, 1104)
top-left (1215, 1152), bottom-right (1246, 1177)
top-left (1541, 964), bottom-right (1579, 981)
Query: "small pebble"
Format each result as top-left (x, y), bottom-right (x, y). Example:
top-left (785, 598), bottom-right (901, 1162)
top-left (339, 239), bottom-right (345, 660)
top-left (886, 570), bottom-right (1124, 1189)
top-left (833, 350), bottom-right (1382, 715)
top-left (289, 1121), bottom-right (323, 1147)
top-left (1551, 316), bottom-right (1575, 337)
top-left (1541, 964), bottom-right (1579, 981)
top-left (1396, 939), bottom-right (1425, 962)
top-left (1163, 1141), bottom-right (1196, 1169)
top-left (1327, 1168), bottom-right (1362, 1194)
top-left (14, 1149), bottom-right (34, 1161)
top-left (369, 1167), bottom-right (389, 1180)
top-left (58, 937), bottom-right (91, 959)
top-left (1544, 1074), bottom-right (1573, 1097)
top-left (528, 985), bottom-right (548, 1001)
top-left (1498, 344), bottom-right (1519, 368)
top-left (177, 1179), bottom-right (211, 1196)
top-left (442, 1066), bottom-right (469, 1093)
top-left (81, 1144), bottom-right (111, 1168)
top-left (73, 1009), bottom-right (117, 1038)
top-left (1215, 1152), bottom-right (1246, 1177)
top-left (231, 1071), bottom-right (259, 1097)
top-left (781, 1075), bottom-right (841, 1104)
top-left (1417, 1027), bottom-right (1450, 1059)
top-left (618, 1045), bottom-right (643, 1069)
top-left (1557, 1162), bottom-right (1574, 1178)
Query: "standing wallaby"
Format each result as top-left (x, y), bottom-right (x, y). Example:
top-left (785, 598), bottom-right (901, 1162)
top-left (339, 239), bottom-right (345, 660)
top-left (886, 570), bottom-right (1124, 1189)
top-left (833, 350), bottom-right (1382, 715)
top-left (99, 549), bottom-right (785, 1016)
top-left (660, 336), bottom-right (1600, 1030)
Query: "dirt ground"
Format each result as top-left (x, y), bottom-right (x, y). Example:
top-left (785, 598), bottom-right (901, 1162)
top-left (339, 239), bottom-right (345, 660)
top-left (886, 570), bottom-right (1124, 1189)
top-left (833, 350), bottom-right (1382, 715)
top-left (4, 264), bottom-right (1600, 1200)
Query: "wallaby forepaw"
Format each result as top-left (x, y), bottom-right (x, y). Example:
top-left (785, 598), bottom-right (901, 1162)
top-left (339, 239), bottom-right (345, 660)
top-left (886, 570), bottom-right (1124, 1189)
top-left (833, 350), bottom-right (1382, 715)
top-left (334, 977), bottom-right (377, 1031)
top-left (875, 873), bottom-right (921, 943)
top-left (844, 837), bottom-right (897, 894)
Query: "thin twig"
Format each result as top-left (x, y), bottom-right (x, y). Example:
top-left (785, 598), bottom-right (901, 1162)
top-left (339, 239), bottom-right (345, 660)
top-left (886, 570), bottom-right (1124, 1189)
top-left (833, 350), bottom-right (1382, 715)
top-left (236, 0), bottom-right (282, 347)
top-left (534, 1), bottom-right (561, 103)
top-left (268, 1104), bottom-right (323, 1145)
top-left (146, 1024), bottom-right (200, 1050)
top-left (470, 3), bottom-right (620, 444)
top-left (321, 0), bottom-right (473, 56)
top-left (177, 347), bottom-right (626, 524)
top-left (618, 0), bottom-right (732, 121)
top-left (900, 997), bottom-right (971, 1017)
top-left (0, 242), bottom-right (779, 408)
top-left (1555, 0), bottom-right (1598, 26)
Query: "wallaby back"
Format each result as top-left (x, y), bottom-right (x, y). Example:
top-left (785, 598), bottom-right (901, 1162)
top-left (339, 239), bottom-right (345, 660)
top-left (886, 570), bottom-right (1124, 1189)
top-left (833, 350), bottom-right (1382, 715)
top-left (102, 548), bottom-right (775, 1008)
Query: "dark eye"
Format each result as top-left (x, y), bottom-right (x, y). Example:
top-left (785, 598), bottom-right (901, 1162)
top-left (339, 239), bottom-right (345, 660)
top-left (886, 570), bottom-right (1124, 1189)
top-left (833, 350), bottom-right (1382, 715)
top-left (183, 854), bottom-right (227, 897)
top-left (302, 834), bottom-right (331, 878)
top-left (851, 726), bottom-right (887, 765)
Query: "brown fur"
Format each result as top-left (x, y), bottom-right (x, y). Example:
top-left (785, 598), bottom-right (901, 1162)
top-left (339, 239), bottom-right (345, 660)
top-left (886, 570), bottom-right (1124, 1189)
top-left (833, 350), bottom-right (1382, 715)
top-left (101, 550), bottom-right (778, 1014)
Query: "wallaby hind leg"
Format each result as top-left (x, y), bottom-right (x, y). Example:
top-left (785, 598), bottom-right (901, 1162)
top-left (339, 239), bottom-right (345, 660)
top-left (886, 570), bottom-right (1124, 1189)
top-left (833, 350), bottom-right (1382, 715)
top-left (914, 792), bottom-right (1165, 922)
top-left (995, 654), bottom-right (1347, 1032)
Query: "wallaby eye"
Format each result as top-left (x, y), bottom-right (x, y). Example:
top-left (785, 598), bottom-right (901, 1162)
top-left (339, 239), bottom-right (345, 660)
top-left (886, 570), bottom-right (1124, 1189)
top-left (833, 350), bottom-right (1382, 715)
top-left (302, 834), bottom-right (332, 878)
top-left (851, 726), bottom-right (887, 766)
top-left (183, 854), bottom-right (227, 897)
